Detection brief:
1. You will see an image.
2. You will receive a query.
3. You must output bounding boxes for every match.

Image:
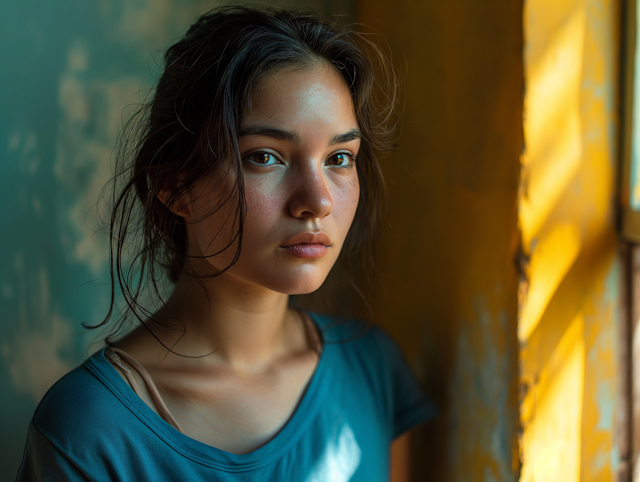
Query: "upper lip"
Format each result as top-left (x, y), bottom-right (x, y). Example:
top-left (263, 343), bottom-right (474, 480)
top-left (280, 231), bottom-right (332, 247)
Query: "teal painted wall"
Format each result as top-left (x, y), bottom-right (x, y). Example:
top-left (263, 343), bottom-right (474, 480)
top-left (0, 0), bottom-right (352, 478)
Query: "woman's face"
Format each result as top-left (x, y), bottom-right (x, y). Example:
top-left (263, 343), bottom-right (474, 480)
top-left (184, 62), bottom-right (361, 295)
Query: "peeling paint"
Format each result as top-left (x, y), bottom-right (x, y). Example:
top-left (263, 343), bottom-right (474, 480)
top-left (359, 0), bottom-right (523, 479)
top-left (1, 314), bottom-right (75, 403)
top-left (520, 0), bottom-right (621, 479)
top-left (448, 299), bottom-right (516, 482)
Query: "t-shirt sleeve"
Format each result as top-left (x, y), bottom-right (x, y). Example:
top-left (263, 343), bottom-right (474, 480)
top-left (15, 420), bottom-right (90, 482)
top-left (372, 326), bottom-right (438, 441)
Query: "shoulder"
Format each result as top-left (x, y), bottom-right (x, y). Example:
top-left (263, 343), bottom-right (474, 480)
top-left (32, 349), bottom-right (136, 449)
top-left (314, 312), bottom-right (406, 365)
top-left (21, 350), bottom-right (167, 479)
top-left (34, 355), bottom-right (107, 423)
top-left (312, 311), bottom-right (437, 437)
top-left (311, 311), bottom-right (413, 393)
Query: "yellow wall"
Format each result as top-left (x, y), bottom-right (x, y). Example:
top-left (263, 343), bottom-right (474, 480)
top-left (519, 0), bottom-right (622, 480)
top-left (356, 1), bottom-right (523, 480)
top-left (358, 0), bottom-right (623, 480)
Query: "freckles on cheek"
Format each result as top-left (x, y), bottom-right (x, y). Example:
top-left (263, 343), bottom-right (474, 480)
top-left (244, 182), bottom-right (283, 223)
top-left (333, 178), bottom-right (360, 225)
top-left (345, 177), bottom-right (360, 217)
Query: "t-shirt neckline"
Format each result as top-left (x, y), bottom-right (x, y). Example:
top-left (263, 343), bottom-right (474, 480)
top-left (84, 308), bottom-right (333, 472)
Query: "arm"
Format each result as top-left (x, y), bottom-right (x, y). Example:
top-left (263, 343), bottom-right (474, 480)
top-left (390, 430), bottom-right (412, 482)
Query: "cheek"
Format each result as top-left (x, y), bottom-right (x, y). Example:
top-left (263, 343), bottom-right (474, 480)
top-left (340, 174), bottom-right (360, 223)
top-left (241, 174), bottom-right (360, 238)
top-left (244, 180), bottom-right (284, 227)
top-left (191, 196), bottom-right (237, 250)
top-left (327, 175), bottom-right (360, 245)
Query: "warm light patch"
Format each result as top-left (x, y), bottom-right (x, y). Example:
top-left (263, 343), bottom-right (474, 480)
top-left (520, 314), bottom-right (584, 482)
top-left (520, 6), bottom-right (585, 248)
top-left (518, 223), bottom-right (581, 341)
top-left (520, 0), bottom-right (620, 478)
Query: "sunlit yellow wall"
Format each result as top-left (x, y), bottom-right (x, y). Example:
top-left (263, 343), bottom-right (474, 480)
top-left (356, 1), bottom-right (523, 480)
top-left (520, 0), bottom-right (621, 480)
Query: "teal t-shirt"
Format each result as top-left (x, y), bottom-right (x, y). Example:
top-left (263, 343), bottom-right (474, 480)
top-left (16, 311), bottom-right (436, 481)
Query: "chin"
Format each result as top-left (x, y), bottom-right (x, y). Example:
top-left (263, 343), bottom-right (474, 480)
top-left (286, 283), bottom-right (325, 296)
top-left (213, 252), bottom-right (337, 295)
top-left (257, 269), bottom-right (330, 296)
top-left (278, 276), bottom-right (328, 296)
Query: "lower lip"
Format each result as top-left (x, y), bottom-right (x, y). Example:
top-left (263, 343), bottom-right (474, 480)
top-left (280, 244), bottom-right (329, 258)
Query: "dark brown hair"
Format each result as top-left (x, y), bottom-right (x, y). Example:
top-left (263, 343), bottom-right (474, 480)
top-left (90, 4), bottom-right (399, 347)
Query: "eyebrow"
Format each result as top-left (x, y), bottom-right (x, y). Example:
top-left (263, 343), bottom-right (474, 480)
top-left (330, 129), bottom-right (361, 145)
top-left (239, 126), bottom-right (361, 146)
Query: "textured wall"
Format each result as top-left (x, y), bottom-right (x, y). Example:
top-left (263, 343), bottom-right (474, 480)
top-left (354, 0), bottom-right (523, 480)
top-left (519, 0), bottom-right (622, 480)
top-left (4, 0), bottom-right (622, 480)
top-left (0, 0), bottom-right (352, 479)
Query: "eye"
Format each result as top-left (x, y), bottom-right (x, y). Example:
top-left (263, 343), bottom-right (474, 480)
top-left (244, 151), bottom-right (280, 167)
top-left (327, 152), bottom-right (356, 169)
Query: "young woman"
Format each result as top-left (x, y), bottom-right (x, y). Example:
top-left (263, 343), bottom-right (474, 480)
top-left (17, 6), bottom-right (435, 481)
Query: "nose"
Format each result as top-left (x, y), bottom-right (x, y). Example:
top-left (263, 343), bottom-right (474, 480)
top-left (288, 162), bottom-right (333, 219)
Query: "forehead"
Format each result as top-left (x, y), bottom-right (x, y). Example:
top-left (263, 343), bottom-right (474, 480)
top-left (243, 63), bottom-right (358, 132)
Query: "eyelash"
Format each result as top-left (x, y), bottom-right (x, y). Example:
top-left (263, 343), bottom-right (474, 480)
top-left (242, 151), bottom-right (356, 170)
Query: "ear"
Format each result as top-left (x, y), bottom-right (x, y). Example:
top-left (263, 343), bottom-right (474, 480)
top-left (158, 181), bottom-right (191, 219)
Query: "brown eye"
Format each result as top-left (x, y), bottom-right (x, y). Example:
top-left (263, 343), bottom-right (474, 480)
top-left (245, 151), bottom-right (278, 167)
top-left (328, 153), bottom-right (354, 167)
top-left (253, 152), bottom-right (273, 164)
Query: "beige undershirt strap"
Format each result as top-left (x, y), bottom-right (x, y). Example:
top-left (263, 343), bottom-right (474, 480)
top-left (106, 310), bottom-right (319, 434)
top-left (105, 347), bottom-right (184, 434)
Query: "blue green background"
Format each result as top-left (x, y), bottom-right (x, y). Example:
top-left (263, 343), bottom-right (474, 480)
top-left (0, 0), bottom-right (352, 478)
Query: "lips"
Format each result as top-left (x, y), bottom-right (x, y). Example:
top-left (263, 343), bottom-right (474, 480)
top-left (280, 231), bottom-right (332, 247)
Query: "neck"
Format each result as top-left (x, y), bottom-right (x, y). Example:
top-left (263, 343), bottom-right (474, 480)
top-left (148, 271), bottom-right (304, 373)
